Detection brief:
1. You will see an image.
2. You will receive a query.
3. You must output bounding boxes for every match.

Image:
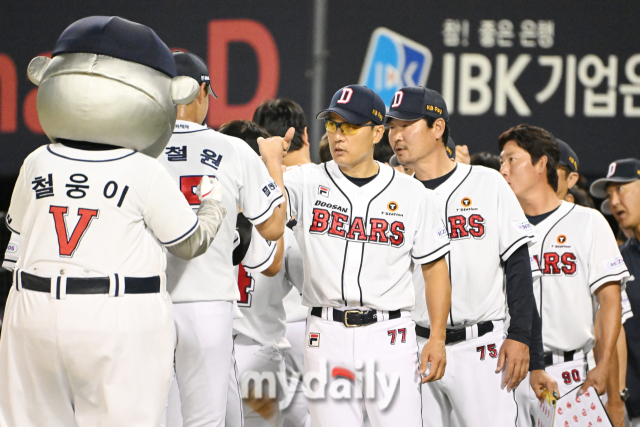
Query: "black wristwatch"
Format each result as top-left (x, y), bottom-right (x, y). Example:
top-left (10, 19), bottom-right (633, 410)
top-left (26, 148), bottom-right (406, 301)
top-left (620, 388), bottom-right (630, 402)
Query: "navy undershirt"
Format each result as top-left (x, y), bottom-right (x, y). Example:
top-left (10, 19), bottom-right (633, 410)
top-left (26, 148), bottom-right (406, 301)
top-left (525, 205), bottom-right (561, 225)
top-left (341, 167), bottom-right (379, 187)
top-left (417, 164), bottom-right (457, 190)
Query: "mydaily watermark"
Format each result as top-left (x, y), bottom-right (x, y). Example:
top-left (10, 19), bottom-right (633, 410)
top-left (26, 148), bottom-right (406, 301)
top-left (240, 359), bottom-right (400, 410)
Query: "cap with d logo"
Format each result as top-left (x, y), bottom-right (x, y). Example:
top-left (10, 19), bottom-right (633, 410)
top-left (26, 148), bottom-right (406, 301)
top-left (316, 85), bottom-right (385, 125)
top-left (386, 86), bottom-right (449, 123)
top-left (173, 51), bottom-right (217, 98)
top-left (590, 158), bottom-right (640, 214)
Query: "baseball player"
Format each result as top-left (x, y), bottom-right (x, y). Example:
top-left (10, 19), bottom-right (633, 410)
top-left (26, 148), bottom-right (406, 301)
top-left (557, 141), bottom-right (631, 425)
top-left (499, 125), bottom-right (629, 425)
top-left (0, 16), bottom-right (227, 427)
top-left (253, 98), bottom-right (314, 427)
top-left (281, 85), bottom-right (452, 427)
top-left (158, 52), bottom-right (290, 427)
top-left (594, 158), bottom-right (640, 423)
top-left (387, 86), bottom-right (547, 427)
top-left (555, 139), bottom-right (580, 201)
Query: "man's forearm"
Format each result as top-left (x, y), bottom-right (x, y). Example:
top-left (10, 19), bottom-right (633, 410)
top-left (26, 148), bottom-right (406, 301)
top-left (422, 257), bottom-right (451, 341)
top-left (595, 283), bottom-right (622, 366)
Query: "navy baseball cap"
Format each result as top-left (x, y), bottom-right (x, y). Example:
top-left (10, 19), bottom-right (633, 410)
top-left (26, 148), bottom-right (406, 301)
top-left (173, 51), bottom-right (217, 98)
top-left (446, 137), bottom-right (456, 160)
top-left (53, 16), bottom-right (176, 77)
top-left (316, 85), bottom-right (385, 125)
top-left (557, 139), bottom-right (579, 173)
top-left (591, 158), bottom-right (640, 203)
top-left (386, 86), bottom-right (449, 123)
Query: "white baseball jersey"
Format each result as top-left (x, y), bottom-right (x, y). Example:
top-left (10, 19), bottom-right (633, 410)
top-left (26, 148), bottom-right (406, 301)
top-left (412, 163), bottom-right (535, 328)
top-left (6, 143), bottom-right (198, 277)
top-left (284, 161), bottom-right (449, 311)
top-left (159, 120), bottom-right (284, 302)
top-left (234, 227), bottom-right (304, 348)
top-left (529, 201), bottom-right (630, 353)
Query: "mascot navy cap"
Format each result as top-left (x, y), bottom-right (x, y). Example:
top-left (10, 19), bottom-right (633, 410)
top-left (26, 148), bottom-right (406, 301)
top-left (317, 85), bottom-right (385, 125)
top-left (52, 16), bottom-right (176, 77)
top-left (173, 51), bottom-right (218, 98)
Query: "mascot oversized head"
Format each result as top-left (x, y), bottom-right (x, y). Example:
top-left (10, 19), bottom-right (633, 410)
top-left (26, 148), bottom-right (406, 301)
top-left (27, 16), bottom-right (200, 158)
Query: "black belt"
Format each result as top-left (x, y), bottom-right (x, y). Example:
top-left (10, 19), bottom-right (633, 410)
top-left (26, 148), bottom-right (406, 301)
top-left (544, 350), bottom-right (576, 367)
top-left (311, 307), bottom-right (401, 327)
top-left (19, 271), bottom-right (160, 297)
top-left (416, 321), bottom-right (494, 345)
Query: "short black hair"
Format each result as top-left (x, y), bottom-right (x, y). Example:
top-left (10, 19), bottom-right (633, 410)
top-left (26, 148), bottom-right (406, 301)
top-left (498, 124), bottom-right (560, 192)
top-left (470, 152), bottom-right (501, 171)
top-left (253, 98), bottom-right (307, 152)
top-left (373, 129), bottom-right (394, 164)
top-left (219, 120), bottom-right (270, 155)
top-left (424, 116), bottom-right (449, 144)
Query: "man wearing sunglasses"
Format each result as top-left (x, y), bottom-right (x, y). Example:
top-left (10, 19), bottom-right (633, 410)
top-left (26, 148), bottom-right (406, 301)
top-left (387, 87), bottom-right (553, 427)
top-left (276, 85), bottom-right (452, 427)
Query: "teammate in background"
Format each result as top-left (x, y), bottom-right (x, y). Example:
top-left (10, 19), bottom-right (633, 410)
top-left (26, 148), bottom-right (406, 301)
top-left (318, 133), bottom-right (332, 163)
top-left (591, 158), bottom-right (640, 425)
top-left (1, 17), bottom-right (227, 426)
top-left (470, 152), bottom-right (501, 171)
top-left (387, 86), bottom-right (549, 427)
top-left (559, 142), bottom-right (629, 425)
top-left (253, 99), bottom-right (314, 427)
top-left (219, 120), bottom-right (305, 427)
top-left (281, 85), bottom-right (452, 427)
top-left (254, 99), bottom-right (312, 167)
top-left (500, 125), bottom-right (628, 427)
top-left (159, 52), bottom-right (289, 427)
top-left (555, 139), bottom-right (580, 202)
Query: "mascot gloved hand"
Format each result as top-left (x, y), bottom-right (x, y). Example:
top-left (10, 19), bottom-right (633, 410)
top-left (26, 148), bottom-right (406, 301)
top-left (0, 16), bottom-right (223, 427)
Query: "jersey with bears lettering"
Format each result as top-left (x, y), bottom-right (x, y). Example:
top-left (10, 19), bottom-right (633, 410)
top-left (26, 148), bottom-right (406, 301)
top-left (529, 201), bottom-right (630, 353)
top-left (6, 144), bottom-right (197, 277)
top-left (159, 120), bottom-right (284, 303)
top-left (234, 227), bottom-right (304, 348)
top-left (284, 161), bottom-right (449, 311)
top-left (412, 164), bottom-right (536, 328)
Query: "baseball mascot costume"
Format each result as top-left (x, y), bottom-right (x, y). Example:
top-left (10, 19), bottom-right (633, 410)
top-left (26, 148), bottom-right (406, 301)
top-left (0, 16), bottom-right (226, 427)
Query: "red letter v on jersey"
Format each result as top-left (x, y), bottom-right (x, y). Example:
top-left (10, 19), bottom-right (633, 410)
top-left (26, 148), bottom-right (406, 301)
top-left (49, 206), bottom-right (99, 257)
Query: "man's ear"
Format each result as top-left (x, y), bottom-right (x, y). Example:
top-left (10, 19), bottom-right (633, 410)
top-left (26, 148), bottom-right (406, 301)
top-left (197, 83), bottom-right (208, 104)
top-left (372, 125), bottom-right (385, 144)
top-left (568, 172), bottom-right (580, 190)
top-left (536, 155), bottom-right (549, 174)
top-left (434, 118), bottom-right (446, 140)
top-left (302, 127), bottom-right (310, 146)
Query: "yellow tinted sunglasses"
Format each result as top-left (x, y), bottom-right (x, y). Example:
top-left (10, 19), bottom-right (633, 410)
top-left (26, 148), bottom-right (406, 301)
top-left (324, 119), bottom-right (376, 136)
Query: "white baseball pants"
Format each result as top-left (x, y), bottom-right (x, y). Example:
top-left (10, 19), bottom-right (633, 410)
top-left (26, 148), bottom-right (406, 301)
top-left (0, 285), bottom-right (175, 427)
top-left (418, 322), bottom-right (519, 427)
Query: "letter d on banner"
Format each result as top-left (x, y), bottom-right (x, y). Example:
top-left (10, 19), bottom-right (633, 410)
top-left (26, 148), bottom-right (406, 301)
top-left (208, 20), bottom-right (279, 127)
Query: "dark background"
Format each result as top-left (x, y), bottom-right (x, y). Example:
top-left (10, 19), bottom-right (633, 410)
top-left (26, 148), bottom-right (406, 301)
top-left (1, 0), bottom-right (639, 211)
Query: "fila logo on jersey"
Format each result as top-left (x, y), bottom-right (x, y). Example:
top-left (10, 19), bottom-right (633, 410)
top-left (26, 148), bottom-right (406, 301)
top-left (318, 186), bottom-right (330, 197)
top-left (309, 333), bottom-right (320, 347)
top-left (448, 214), bottom-right (485, 240)
top-left (391, 91), bottom-right (403, 108)
top-left (337, 88), bottom-right (353, 104)
top-left (461, 197), bottom-right (472, 207)
top-left (533, 253), bottom-right (577, 276)
top-left (309, 208), bottom-right (405, 247)
top-left (387, 201), bottom-right (398, 211)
